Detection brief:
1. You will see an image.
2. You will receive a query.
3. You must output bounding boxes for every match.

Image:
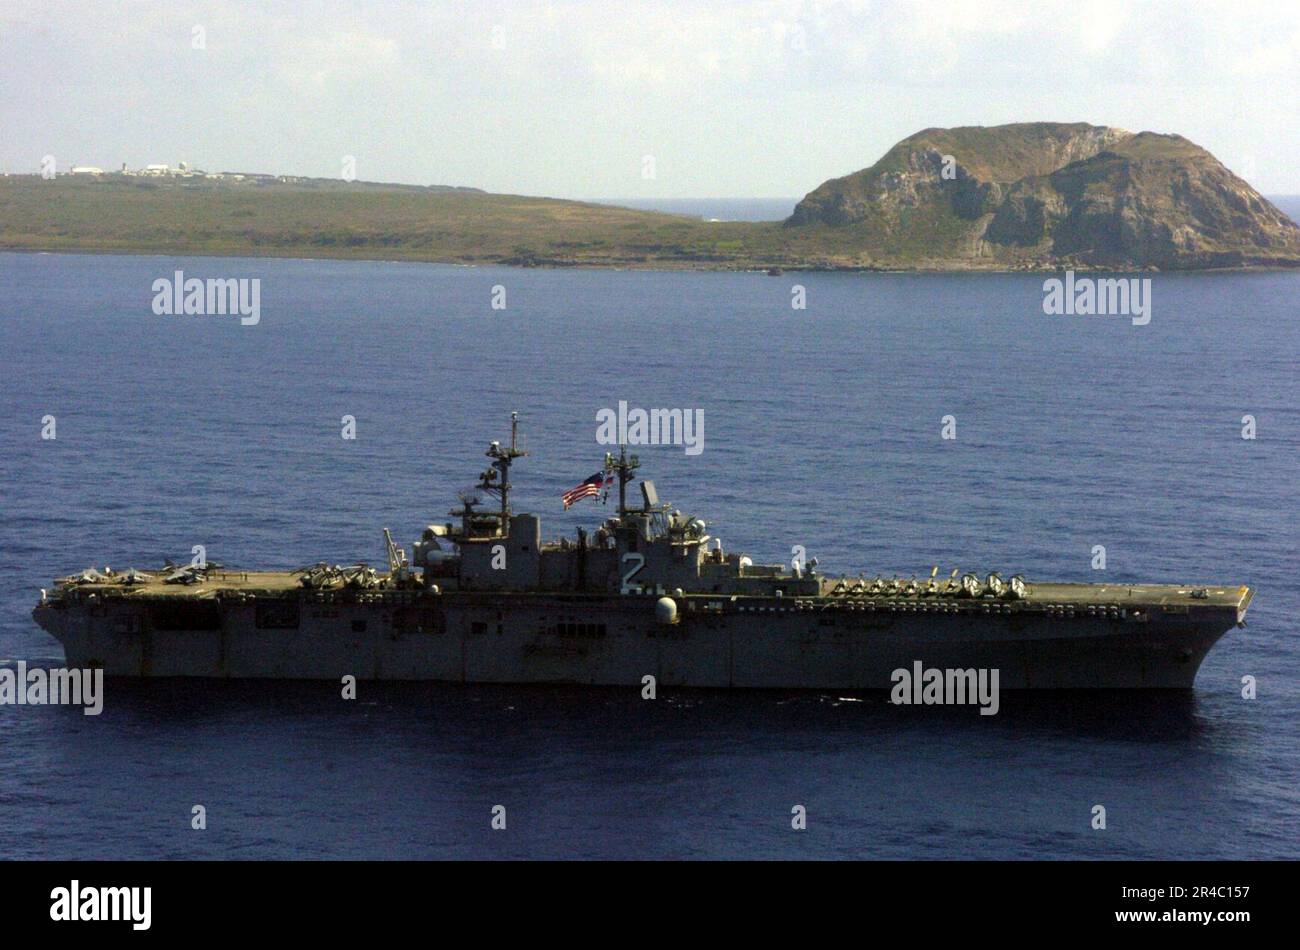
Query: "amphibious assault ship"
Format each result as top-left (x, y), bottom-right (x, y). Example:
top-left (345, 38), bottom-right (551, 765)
top-left (33, 415), bottom-right (1252, 689)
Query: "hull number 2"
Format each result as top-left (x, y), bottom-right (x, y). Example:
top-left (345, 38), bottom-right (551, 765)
top-left (621, 553), bottom-right (645, 594)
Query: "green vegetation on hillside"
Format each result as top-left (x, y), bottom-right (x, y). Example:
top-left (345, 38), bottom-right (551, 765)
top-left (0, 176), bottom-right (781, 267)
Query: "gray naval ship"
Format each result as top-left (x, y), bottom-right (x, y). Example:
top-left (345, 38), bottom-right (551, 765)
top-left (33, 414), bottom-right (1252, 689)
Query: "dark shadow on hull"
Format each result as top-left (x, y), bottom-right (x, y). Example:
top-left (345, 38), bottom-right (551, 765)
top-left (88, 676), bottom-right (1209, 745)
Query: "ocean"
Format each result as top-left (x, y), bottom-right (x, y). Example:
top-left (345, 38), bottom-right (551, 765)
top-left (0, 245), bottom-right (1296, 859)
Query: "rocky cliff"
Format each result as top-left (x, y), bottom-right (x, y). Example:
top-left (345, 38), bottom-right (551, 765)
top-left (785, 123), bottom-right (1300, 269)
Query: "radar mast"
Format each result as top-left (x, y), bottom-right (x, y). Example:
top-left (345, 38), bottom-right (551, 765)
top-left (481, 411), bottom-right (528, 534)
top-left (604, 444), bottom-right (640, 523)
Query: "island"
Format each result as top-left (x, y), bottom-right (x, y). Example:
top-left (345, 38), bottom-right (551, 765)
top-left (3, 123), bottom-right (1296, 271)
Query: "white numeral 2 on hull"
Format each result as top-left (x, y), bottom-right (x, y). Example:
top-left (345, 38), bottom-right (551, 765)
top-left (621, 553), bottom-right (645, 594)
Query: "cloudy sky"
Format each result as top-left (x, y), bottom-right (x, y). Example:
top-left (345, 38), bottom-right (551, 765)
top-left (2, 0), bottom-right (1296, 197)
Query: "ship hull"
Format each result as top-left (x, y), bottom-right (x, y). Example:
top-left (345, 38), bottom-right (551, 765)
top-left (32, 593), bottom-right (1240, 689)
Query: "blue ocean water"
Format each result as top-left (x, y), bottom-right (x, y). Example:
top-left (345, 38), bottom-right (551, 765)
top-left (0, 250), bottom-right (1296, 860)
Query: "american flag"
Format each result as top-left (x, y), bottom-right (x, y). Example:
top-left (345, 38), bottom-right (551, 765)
top-left (563, 471), bottom-right (612, 509)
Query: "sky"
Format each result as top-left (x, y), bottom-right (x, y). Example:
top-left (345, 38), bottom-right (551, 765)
top-left (1, 0), bottom-right (1297, 198)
